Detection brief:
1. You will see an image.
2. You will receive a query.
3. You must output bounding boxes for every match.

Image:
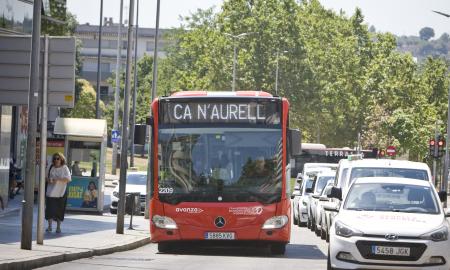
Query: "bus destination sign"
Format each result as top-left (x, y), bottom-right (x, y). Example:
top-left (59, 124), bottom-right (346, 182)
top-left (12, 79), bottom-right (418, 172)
top-left (160, 101), bottom-right (281, 125)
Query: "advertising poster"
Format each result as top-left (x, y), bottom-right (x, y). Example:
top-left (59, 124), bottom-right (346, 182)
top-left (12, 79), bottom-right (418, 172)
top-left (36, 139), bottom-right (65, 166)
top-left (66, 176), bottom-right (99, 209)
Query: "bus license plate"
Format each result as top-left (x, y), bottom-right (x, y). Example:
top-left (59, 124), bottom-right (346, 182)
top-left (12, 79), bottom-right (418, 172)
top-left (205, 232), bottom-right (235, 240)
top-left (372, 246), bottom-right (410, 256)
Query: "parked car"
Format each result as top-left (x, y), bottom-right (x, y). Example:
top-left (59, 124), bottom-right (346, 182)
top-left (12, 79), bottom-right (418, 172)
top-left (292, 183), bottom-right (302, 225)
top-left (308, 171), bottom-right (335, 235)
top-left (327, 177), bottom-right (450, 270)
top-left (315, 182), bottom-right (335, 241)
top-left (110, 171), bottom-right (147, 214)
top-left (296, 177), bottom-right (315, 227)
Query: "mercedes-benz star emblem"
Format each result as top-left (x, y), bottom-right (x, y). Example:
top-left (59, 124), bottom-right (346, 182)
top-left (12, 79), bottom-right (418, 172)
top-left (214, 216), bottom-right (226, 228)
top-left (385, 233), bottom-right (399, 241)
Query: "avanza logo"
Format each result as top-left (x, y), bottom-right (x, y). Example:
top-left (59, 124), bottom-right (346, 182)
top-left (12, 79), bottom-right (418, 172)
top-left (175, 207), bottom-right (204, 214)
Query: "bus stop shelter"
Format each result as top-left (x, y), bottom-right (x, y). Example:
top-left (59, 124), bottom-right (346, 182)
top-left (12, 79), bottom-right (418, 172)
top-left (53, 117), bottom-right (107, 213)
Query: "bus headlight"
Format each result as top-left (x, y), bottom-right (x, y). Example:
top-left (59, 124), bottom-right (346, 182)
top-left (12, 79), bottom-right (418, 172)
top-left (262, 215), bottom-right (288, 229)
top-left (420, 226), bottom-right (448, 242)
top-left (112, 191), bottom-right (119, 198)
top-left (152, 215), bottom-right (178, 229)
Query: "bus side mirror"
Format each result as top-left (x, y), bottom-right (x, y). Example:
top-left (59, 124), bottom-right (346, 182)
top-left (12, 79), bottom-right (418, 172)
top-left (289, 128), bottom-right (301, 156)
top-left (146, 116), bottom-right (154, 126)
top-left (438, 191), bottom-right (447, 202)
top-left (328, 187), bottom-right (342, 201)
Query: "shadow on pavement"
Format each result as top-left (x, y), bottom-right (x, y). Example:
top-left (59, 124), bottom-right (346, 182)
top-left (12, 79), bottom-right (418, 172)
top-left (159, 243), bottom-right (326, 259)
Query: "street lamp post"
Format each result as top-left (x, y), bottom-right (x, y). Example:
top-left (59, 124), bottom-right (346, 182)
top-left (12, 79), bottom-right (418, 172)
top-left (275, 50), bottom-right (288, 95)
top-left (95, 0), bottom-right (104, 119)
top-left (112, 0), bottom-right (124, 175)
top-left (224, 33), bottom-right (251, 91)
top-left (432, 10), bottom-right (450, 206)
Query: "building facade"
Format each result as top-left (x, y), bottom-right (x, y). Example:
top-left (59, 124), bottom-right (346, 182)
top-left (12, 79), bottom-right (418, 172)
top-left (75, 19), bottom-right (168, 103)
top-left (0, 0), bottom-right (67, 208)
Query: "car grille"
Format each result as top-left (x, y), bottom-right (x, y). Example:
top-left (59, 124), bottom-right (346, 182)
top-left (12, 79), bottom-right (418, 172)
top-left (356, 240), bottom-right (426, 261)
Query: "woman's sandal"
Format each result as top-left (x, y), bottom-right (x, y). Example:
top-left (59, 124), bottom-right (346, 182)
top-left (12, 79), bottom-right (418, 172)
top-left (46, 227), bottom-right (52, 232)
top-left (56, 228), bottom-right (61, 233)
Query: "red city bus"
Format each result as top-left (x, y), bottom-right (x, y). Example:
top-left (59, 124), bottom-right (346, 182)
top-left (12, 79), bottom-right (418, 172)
top-left (149, 91), bottom-right (300, 255)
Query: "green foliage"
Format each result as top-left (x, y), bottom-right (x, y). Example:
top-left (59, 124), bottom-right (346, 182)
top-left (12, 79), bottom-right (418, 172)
top-left (61, 79), bottom-right (105, 119)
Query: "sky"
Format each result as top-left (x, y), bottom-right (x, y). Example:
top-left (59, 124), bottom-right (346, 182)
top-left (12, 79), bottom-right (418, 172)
top-left (67, 0), bottom-right (450, 38)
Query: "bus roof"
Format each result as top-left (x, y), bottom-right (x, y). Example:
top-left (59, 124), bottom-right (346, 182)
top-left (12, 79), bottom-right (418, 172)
top-left (169, 91), bottom-right (274, 98)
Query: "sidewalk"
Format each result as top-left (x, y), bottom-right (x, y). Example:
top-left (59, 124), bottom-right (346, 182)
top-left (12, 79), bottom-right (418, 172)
top-left (0, 200), bottom-right (150, 270)
top-left (0, 193), bottom-right (22, 218)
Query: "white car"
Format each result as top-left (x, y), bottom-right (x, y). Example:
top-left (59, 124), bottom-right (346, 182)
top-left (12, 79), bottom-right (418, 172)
top-left (328, 177), bottom-right (450, 270)
top-left (297, 177), bottom-right (315, 227)
top-left (308, 171), bottom-right (335, 235)
top-left (110, 171), bottom-right (147, 214)
top-left (324, 158), bottom-right (433, 243)
top-left (315, 182), bottom-right (334, 241)
top-left (292, 182), bottom-right (302, 225)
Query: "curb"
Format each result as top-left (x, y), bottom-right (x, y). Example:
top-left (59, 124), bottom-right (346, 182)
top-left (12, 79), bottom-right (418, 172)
top-left (0, 236), bottom-right (151, 270)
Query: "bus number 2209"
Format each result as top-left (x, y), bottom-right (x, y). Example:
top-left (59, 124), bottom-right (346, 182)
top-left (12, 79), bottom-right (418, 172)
top-left (159, 187), bottom-right (174, 194)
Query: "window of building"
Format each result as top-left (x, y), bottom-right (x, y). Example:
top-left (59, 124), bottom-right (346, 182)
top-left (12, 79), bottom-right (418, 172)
top-left (100, 63), bottom-right (110, 72)
top-left (0, 0), bottom-right (33, 34)
top-left (146, 40), bottom-right (154, 51)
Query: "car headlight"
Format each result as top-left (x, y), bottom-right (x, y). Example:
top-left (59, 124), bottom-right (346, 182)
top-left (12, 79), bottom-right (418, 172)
top-left (302, 200), bottom-right (308, 206)
top-left (420, 226), bottom-right (448, 242)
top-left (152, 215), bottom-right (178, 229)
top-left (262, 215), bottom-right (289, 229)
top-left (112, 191), bottom-right (119, 198)
top-left (334, 221), bottom-right (363, 238)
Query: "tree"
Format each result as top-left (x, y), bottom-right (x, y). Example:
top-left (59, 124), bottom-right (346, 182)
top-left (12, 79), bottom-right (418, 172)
top-left (419, 27), bottom-right (435, 41)
top-left (62, 79), bottom-right (105, 119)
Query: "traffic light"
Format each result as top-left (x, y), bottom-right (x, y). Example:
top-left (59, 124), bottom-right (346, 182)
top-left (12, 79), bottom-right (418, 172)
top-left (429, 139), bottom-right (436, 157)
top-left (438, 136), bottom-right (446, 157)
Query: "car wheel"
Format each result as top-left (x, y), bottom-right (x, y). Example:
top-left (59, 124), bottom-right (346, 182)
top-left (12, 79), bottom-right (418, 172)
top-left (298, 221), bottom-right (307, 227)
top-left (109, 208), bottom-right (117, 214)
top-left (270, 243), bottom-right (286, 255)
top-left (315, 224), bottom-right (321, 236)
top-left (310, 218), bottom-right (315, 232)
top-left (327, 248), bottom-right (335, 270)
top-left (158, 242), bottom-right (172, 253)
top-left (321, 226), bottom-right (327, 240)
top-left (307, 217), bottom-right (311, 229)
top-left (293, 215), bottom-right (298, 225)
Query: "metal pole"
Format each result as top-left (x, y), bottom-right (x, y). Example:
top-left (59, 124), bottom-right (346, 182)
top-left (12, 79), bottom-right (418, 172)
top-left (433, 121), bottom-right (438, 187)
top-left (112, 0), bottom-right (124, 175)
top-left (145, 0), bottom-right (160, 219)
top-left (130, 0), bottom-right (139, 168)
top-left (21, 0), bottom-right (41, 250)
top-left (37, 35), bottom-right (49, 245)
top-left (444, 83), bottom-right (450, 207)
top-left (232, 41), bottom-right (237, 92)
top-left (95, 0), bottom-right (104, 119)
top-left (117, 0), bottom-right (135, 234)
top-left (275, 51), bottom-right (279, 95)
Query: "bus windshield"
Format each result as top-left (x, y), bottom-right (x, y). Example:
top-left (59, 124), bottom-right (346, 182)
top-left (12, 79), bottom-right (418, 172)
top-left (158, 127), bottom-right (282, 204)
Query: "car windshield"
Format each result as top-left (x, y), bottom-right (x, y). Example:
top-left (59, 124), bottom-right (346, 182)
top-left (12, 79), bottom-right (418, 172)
top-left (315, 176), bottom-right (334, 194)
top-left (127, 174), bottom-right (147, 185)
top-left (344, 183), bottom-right (439, 214)
top-left (158, 127), bottom-right (282, 204)
top-left (349, 167), bottom-right (428, 185)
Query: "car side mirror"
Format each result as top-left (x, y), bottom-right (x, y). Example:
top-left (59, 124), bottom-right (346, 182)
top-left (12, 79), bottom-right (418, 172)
top-left (291, 195), bottom-right (295, 199)
top-left (328, 187), bottom-right (342, 201)
top-left (445, 209), bottom-right (450, 218)
top-left (305, 187), bottom-right (313, 193)
top-left (438, 191), bottom-right (447, 202)
top-left (323, 204), bottom-right (339, 212)
top-left (146, 115), bottom-right (154, 126)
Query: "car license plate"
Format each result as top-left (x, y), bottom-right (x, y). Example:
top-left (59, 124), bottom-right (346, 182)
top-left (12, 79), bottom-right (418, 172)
top-left (372, 246), bottom-right (410, 256)
top-left (204, 232), bottom-right (235, 240)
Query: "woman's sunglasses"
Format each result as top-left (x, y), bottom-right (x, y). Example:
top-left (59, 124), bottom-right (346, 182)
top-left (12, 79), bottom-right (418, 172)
top-left (53, 157), bottom-right (61, 161)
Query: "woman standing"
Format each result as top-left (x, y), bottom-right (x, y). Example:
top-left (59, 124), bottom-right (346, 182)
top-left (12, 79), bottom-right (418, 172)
top-left (45, 153), bottom-right (71, 233)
